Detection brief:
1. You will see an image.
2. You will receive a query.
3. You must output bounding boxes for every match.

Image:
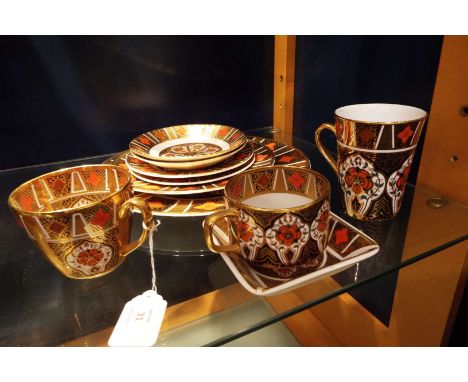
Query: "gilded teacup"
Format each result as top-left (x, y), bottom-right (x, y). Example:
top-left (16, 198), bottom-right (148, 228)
top-left (204, 166), bottom-right (331, 279)
top-left (8, 164), bottom-right (154, 279)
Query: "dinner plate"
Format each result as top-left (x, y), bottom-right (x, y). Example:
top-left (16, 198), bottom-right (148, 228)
top-left (126, 142), bottom-right (258, 179)
top-left (129, 124), bottom-right (247, 162)
top-left (211, 212), bottom-right (379, 296)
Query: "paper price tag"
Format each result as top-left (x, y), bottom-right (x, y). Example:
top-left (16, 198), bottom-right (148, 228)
top-left (108, 290), bottom-right (167, 347)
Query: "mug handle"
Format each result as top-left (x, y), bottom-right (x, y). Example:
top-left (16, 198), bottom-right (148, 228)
top-left (315, 123), bottom-right (339, 174)
top-left (118, 197), bottom-right (154, 257)
top-left (204, 208), bottom-right (241, 254)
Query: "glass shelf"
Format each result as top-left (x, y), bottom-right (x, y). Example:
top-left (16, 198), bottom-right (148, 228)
top-left (0, 127), bottom-right (467, 346)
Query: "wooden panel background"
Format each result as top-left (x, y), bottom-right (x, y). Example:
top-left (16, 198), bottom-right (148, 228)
top-left (273, 35), bottom-right (296, 137)
top-left (417, 36), bottom-right (468, 204)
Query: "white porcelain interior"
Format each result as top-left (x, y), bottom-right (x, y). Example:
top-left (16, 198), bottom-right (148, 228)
top-left (242, 193), bottom-right (314, 209)
top-left (149, 137), bottom-right (230, 158)
top-left (335, 103), bottom-right (426, 123)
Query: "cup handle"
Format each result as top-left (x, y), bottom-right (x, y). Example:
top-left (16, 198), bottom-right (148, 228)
top-left (315, 123), bottom-right (339, 174)
top-left (118, 197), bottom-right (154, 257)
top-left (204, 208), bottom-right (241, 254)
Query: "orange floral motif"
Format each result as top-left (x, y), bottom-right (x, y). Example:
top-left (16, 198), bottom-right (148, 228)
top-left (288, 172), bottom-right (305, 188)
top-left (77, 248), bottom-right (104, 267)
top-left (397, 125), bottom-right (414, 144)
top-left (266, 143), bottom-right (276, 151)
top-left (86, 172), bottom-right (102, 188)
top-left (218, 127), bottom-right (229, 137)
top-left (344, 168), bottom-right (373, 194)
top-left (396, 166), bottom-right (411, 189)
top-left (155, 130), bottom-right (166, 141)
top-left (20, 195), bottom-right (34, 211)
top-left (255, 154), bottom-right (268, 162)
top-left (317, 210), bottom-right (329, 232)
top-left (52, 179), bottom-right (65, 192)
top-left (335, 228), bottom-right (349, 246)
top-left (237, 220), bottom-right (254, 242)
top-left (276, 224), bottom-right (302, 246)
top-left (278, 155), bottom-right (294, 163)
top-left (139, 136), bottom-right (152, 145)
top-left (91, 209), bottom-right (110, 228)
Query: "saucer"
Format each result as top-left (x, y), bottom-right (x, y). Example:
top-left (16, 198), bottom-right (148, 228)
top-left (129, 124), bottom-right (247, 162)
top-left (128, 155), bottom-right (255, 186)
top-left (130, 142), bottom-right (247, 170)
top-left (211, 212), bottom-right (379, 296)
top-left (125, 142), bottom-right (264, 179)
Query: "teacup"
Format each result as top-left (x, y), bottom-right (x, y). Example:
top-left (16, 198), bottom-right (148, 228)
top-left (8, 164), bottom-right (154, 279)
top-left (315, 103), bottom-right (427, 220)
top-left (204, 166), bottom-right (331, 279)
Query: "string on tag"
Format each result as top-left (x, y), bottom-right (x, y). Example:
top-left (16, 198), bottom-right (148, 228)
top-left (145, 219), bottom-right (161, 293)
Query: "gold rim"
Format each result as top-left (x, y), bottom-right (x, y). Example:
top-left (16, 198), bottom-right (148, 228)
top-left (129, 124), bottom-right (247, 162)
top-left (224, 165), bottom-right (331, 213)
top-left (8, 164), bottom-right (132, 216)
top-left (334, 104), bottom-right (427, 125)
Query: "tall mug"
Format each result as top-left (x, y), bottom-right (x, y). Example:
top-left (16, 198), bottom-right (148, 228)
top-left (315, 103), bottom-right (427, 220)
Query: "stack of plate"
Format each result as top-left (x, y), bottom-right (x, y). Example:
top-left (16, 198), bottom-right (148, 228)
top-left (104, 125), bottom-right (311, 217)
top-left (125, 124), bottom-right (275, 196)
top-left (129, 124), bottom-right (248, 171)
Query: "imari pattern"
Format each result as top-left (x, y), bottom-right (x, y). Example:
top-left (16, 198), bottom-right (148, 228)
top-left (126, 142), bottom-right (256, 179)
top-left (9, 165), bottom-right (133, 279)
top-left (310, 200), bottom-right (330, 252)
top-left (65, 241), bottom-right (114, 276)
top-left (159, 142), bottom-right (222, 158)
top-left (219, 212), bottom-right (379, 295)
top-left (237, 209), bottom-right (265, 261)
top-left (135, 193), bottom-right (227, 217)
top-left (387, 152), bottom-right (415, 215)
top-left (104, 136), bottom-right (311, 217)
top-left (337, 145), bottom-right (416, 220)
top-left (335, 117), bottom-right (426, 150)
top-left (265, 213), bottom-right (310, 265)
top-left (129, 124), bottom-right (247, 161)
top-left (225, 167), bottom-right (330, 279)
top-left (128, 155), bottom-right (255, 186)
top-left (248, 136), bottom-right (311, 168)
top-left (338, 154), bottom-right (386, 218)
